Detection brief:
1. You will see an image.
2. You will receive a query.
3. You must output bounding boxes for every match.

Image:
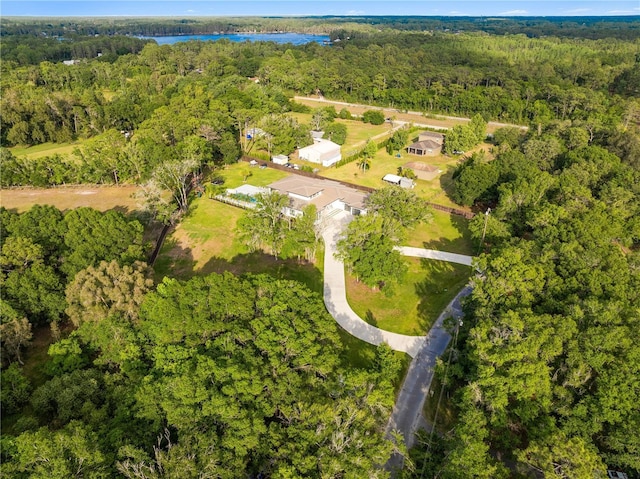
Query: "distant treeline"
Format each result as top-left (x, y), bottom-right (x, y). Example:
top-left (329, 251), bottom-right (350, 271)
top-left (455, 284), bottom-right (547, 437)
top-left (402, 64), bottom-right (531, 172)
top-left (0, 35), bottom-right (151, 65)
top-left (2, 15), bottom-right (639, 41)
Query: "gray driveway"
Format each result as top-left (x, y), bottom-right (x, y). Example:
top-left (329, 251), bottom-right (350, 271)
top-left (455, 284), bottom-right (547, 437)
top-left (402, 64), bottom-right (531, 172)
top-left (322, 215), bottom-right (426, 357)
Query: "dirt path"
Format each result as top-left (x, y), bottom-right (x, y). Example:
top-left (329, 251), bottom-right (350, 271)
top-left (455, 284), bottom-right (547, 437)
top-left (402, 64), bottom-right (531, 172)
top-left (294, 96), bottom-right (528, 133)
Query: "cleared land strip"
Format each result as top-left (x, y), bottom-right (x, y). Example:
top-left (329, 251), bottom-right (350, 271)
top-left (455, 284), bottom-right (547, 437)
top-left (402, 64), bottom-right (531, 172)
top-left (294, 95), bottom-right (529, 132)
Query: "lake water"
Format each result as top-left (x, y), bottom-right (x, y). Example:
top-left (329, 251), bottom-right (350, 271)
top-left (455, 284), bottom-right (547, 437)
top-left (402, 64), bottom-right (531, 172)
top-left (144, 32), bottom-right (330, 45)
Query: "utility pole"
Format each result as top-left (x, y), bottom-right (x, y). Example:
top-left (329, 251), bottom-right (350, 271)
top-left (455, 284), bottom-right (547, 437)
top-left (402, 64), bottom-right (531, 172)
top-left (478, 207), bottom-right (491, 255)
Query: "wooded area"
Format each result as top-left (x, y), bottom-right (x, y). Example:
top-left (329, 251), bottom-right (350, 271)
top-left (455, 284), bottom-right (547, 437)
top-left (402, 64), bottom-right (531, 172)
top-left (1, 15), bottom-right (639, 478)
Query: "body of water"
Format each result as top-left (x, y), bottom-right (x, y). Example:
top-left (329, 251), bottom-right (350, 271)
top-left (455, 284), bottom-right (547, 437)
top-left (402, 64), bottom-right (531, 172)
top-left (143, 32), bottom-right (330, 45)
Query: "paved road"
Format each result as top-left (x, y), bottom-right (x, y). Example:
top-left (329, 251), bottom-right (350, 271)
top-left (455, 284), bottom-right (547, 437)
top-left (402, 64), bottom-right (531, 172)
top-left (385, 285), bottom-right (472, 474)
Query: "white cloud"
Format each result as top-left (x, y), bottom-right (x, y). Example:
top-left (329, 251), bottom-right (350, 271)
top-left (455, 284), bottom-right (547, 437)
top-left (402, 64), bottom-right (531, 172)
top-left (565, 8), bottom-right (592, 14)
top-left (346, 10), bottom-right (365, 15)
top-left (500, 9), bottom-right (529, 15)
top-left (607, 9), bottom-right (635, 14)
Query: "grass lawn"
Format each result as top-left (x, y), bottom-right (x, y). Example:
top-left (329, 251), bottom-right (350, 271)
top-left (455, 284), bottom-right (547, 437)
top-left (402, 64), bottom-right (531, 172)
top-left (405, 210), bottom-right (474, 256)
top-left (346, 257), bottom-right (472, 336)
top-left (9, 141), bottom-right (83, 160)
top-left (216, 161), bottom-right (289, 189)
top-left (154, 192), bottom-right (325, 295)
top-left (339, 119), bottom-right (392, 153)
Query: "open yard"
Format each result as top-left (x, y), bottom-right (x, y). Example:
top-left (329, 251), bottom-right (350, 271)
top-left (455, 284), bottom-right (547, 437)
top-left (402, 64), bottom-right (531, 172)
top-left (0, 185), bottom-right (143, 214)
top-left (405, 209), bottom-right (474, 255)
top-left (286, 111), bottom-right (392, 153)
top-left (156, 163), bottom-right (323, 288)
top-left (9, 141), bottom-right (83, 160)
top-left (346, 257), bottom-right (472, 336)
top-left (321, 136), bottom-right (490, 211)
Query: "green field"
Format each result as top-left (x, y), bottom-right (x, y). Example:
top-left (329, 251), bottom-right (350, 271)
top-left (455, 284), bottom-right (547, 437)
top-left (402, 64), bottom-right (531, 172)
top-left (405, 209), bottom-right (474, 255)
top-left (9, 141), bottom-right (82, 160)
top-left (217, 161), bottom-right (289, 189)
top-left (346, 257), bottom-right (472, 336)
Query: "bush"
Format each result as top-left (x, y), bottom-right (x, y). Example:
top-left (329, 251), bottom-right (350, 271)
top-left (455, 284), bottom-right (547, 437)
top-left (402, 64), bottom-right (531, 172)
top-left (338, 108), bottom-right (353, 120)
top-left (363, 110), bottom-right (385, 125)
top-left (324, 122), bottom-right (347, 145)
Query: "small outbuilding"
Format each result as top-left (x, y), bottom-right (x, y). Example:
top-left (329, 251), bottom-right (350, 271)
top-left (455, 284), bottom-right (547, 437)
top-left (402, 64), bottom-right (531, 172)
top-left (272, 154), bottom-right (289, 165)
top-left (407, 139), bottom-right (442, 156)
top-left (382, 174), bottom-right (415, 189)
top-left (403, 162), bottom-right (441, 181)
top-left (298, 139), bottom-right (342, 167)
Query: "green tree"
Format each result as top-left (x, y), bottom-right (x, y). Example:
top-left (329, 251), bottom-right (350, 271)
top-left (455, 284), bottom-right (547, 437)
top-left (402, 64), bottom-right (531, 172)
top-left (363, 110), bottom-right (385, 125)
top-left (0, 363), bottom-right (31, 414)
top-left (237, 191), bottom-right (290, 258)
top-left (62, 208), bottom-right (146, 278)
top-left (4, 421), bottom-right (110, 478)
top-left (337, 214), bottom-right (407, 291)
top-left (324, 122), bottom-right (347, 145)
top-left (387, 128), bottom-right (410, 154)
top-left (443, 124), bottom-right (479, 154)
top-left (366, 186), bottom-right (431, 229)
top-left (65, 260), bottom-right (154, 327)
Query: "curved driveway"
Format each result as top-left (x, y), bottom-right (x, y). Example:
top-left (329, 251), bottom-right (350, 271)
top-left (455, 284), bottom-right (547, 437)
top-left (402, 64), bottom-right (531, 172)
top-left (322, 216), bottom-right (426, 357)
top-left (321, 214), bottom-right (474, 358)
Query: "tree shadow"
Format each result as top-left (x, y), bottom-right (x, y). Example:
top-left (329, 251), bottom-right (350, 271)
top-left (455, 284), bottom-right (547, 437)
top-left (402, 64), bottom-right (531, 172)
top-left (152, 236), bottom-right (196, 282)
top-left (420, 212), bottom-right (474, 256)
top-left (438, 163), bottom-right (459, 204)
top-left (111, 204), bottom-right (132, 215)
top-left (200, 251), bottom-right (324, 295)
top-left (414, 258), bottom-right (471, 332)
top-left (364, 309), bottom-right (378, 328)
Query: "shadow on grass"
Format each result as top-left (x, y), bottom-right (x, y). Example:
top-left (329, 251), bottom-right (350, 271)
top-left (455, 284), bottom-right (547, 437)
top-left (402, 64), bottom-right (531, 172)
top-left (415, 258), bottom-right (472, 332)
top-left (438, 164), bottom-right (459, 204)
top-left (364, 310), bottom-right (378, 328)
top-left (153, 236), bottom-right (196, 282)
top-left (420, 212), bottom-right (474, 256)
top-left (200, 251), bottom-right (324, 295)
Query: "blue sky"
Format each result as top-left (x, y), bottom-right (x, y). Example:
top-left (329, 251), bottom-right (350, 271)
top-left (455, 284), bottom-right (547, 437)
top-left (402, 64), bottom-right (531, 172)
top-left (2, 1), bottom-right (640, 17)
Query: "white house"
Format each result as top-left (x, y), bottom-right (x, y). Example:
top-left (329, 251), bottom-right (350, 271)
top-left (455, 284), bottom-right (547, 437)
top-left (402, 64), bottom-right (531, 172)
top-left (298, 139), bottom-right (342, 167)
top-left (268, 176), bottom-right (367, 219)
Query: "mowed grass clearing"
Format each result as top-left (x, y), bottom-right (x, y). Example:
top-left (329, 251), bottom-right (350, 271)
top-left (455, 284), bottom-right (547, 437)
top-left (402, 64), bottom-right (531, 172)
top-left (405, 209), bottom-right (474, 256)
top-left (9, 141), bottom-right (83, 160)
top-left (346, 257), bottom-right (472, 336)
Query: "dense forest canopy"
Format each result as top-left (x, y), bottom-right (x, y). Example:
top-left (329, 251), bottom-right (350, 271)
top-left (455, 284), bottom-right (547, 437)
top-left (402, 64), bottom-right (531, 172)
top-left (1, 16), bottom-right (639, 478)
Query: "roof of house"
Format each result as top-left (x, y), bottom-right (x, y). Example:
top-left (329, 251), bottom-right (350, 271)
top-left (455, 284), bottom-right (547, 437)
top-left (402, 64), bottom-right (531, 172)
top-left (403, 162), bottom-right (440, 172)
top-left (419, 131), bottom-right (445, 140)
top-left (268, 175), bottom-right (367, 211)
top-left (299, 139), bottom-right (340, 154)
top-left (408, 139), bottom-right (442, 150)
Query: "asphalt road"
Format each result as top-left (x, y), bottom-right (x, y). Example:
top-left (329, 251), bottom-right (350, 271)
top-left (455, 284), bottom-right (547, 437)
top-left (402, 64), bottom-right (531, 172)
top-left (385, 285), bottom-right (473, 474)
